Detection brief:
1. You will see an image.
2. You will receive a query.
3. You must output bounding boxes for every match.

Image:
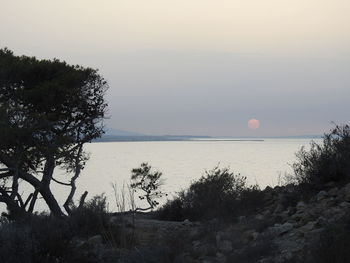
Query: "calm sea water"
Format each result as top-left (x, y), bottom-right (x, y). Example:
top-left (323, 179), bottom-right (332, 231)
top-left (46, 138), bottom-right (319, 212)
top-left (12, 138), bottom-right (319, 212)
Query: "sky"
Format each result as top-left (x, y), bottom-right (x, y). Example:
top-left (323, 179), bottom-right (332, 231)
top-left (1, 0), bottom-right (349, 136)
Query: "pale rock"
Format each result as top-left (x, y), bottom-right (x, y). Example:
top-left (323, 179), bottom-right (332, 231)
top-left (299, 221), bottom-right (317, 233)
top-left (269, 222), bottom-right (294, 236)
top-left (296, 201), bottom-right (307, 210)
top-left (255, 213), bottom-right (265, 220)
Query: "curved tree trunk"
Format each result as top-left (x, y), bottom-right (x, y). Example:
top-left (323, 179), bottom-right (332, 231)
top-left (18, 169), bottom-right (65, 218)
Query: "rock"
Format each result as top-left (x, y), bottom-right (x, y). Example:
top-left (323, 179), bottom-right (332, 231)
top-left (183, 219), bottom-right (191, 224)
top-left (328, 187), bottom-right (338, 197)
top-left (217, 240), bottom-right (232, 253)
top-left (174, 253), bottom-right (196, 263)
top-left (299, 221), bottom-right (317, 233)
top-left (192, 241), bottom-right (216, 257)
top-left (324, 181), bottom-right (336, 188)
top-left (215, 231), bottom-right (233, 253)
top-left (216, 231), bottom-right (231, 241)
top-left (200, 256), bottom-right (218, 263)
top-left (270, 222), bottom-right (294, 236)
top-left (316, 216), bottom-right (328, 226)
top-left (316, 191), bottom-right (328, 201)
top-left (255, 214), bottom-right (265, 220)
top-left (188, 228), bottom-right (201, 239)
top-left (303, 228), bottom-right (324, 240)
top-left (86, 235), bottom-right (103, 247)
top-left (242, 230), bottom-right (259, 244)
top-left (296, 201), bottom-right (307, 210)
top-left (238, 216), bottom-right (246, 223)
top-left (342, 183), bottom-right (350, 201)
top-left (339, 202), bottom-right (350, 209)
top-left (273, 204), bottom-right (284, 214)
top-left (216, 252), bottom-right (227, 263)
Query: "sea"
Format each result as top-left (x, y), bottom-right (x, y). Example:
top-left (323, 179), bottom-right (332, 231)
top-left (43, 137), bottom-right (321, 212)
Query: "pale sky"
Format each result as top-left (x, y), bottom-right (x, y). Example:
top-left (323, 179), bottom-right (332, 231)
top-left (1, 0), bottom-right (349, 136)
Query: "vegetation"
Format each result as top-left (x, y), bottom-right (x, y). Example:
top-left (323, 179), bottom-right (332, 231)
top-left (157, 166), bottom-right (263, 221)
top-left (293, 124), bottom-right (350, 189)
top-left (0, 48), bottom-right (108, 218)
top-left (2, 49), bottom-right (350, 262)
top-left (130, 163), bottom-right (165, 211)
top-left (0, 194), bottom-right (112, 263)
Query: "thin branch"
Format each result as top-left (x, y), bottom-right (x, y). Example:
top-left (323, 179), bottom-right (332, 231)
top-left (78, 191), bottom-right (88, 209)
top-left (28, 190), bottom-right (39, 213)
top-left (52, 177), bottom-right (71, 186)
top-left (0, 168), bottom-right (12, 172)
top-left (24, 193), bottom-right (33, 208)
top-left (0, 172), bottom-right (13, 180)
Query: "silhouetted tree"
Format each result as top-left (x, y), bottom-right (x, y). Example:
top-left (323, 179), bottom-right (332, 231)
top-left (131, 163), bottom-right (164, 211)
top-left (0, 48), bottom-right (108, 218)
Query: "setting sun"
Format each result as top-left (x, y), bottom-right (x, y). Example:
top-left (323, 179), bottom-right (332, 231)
top-left (248, 119), bottom-right (260, 130)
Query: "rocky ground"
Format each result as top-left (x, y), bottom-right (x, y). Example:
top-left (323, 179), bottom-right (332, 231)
top-left (73, 182), bottom-right (350, 262)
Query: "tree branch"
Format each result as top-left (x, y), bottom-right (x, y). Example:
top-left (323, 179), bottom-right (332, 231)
top-left (52, 177), bottom-right (71, 186)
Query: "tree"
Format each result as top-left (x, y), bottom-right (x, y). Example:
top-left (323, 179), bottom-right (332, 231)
top-left (130, 163), bottom-right (165, 211)
top-left (0, 48), bottom-right (108, 218)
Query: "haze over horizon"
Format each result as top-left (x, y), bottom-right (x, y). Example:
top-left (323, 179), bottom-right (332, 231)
top-left (1, 0), bottom-right (349, 137)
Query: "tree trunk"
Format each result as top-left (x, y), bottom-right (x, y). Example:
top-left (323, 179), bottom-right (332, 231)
top-left (39, 186), bottom-right (65, 218)
top-left (18, 169), bottom-right (65, 217)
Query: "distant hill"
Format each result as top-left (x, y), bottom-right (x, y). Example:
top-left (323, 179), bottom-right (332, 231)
top-left (104, 128), bottom-right (144, 137)
top-left (95, 128), bottom-right (212, 142)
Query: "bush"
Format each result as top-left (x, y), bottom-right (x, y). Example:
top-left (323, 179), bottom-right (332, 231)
top-left (0, 194), bottom-right (113, 262)
top-left (0, 214), bottom-right (73, 263)
top-left (293, 124), bottom-right (350, 189)
top-left (69, 194), bottom-right (109, 237)
top-left (157, 166), bottom-right (263, 221)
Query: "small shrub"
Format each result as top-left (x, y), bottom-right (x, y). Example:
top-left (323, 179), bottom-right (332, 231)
top-left (0, 213), bottom-right (74, 263)
top-left (157, 197), bottom-right (185, 221)
top-left (293, 124), bottom-right (350, 189)
top-left (157, 166), bottom-right (263, 221)
top-left (69, 194), bottom-right (109, 237)
top-left (0, 194), bottom-right (115, 263)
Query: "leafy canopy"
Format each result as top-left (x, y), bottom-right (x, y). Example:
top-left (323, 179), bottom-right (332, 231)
top-left (0, 48), bottom-right (108, 217)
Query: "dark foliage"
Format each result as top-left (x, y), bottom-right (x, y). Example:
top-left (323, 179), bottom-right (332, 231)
top-left (157, 166), bottom-right (263, 221)
top-left (0, 194), bottom-right (112, 263)
top-left (0, 214), bottom-right (73, 263)
top-left (69, 194), bottom-right (109, 237)
top-left (130, 163), bottom-right (165, 211)
top-left (0, 48), bottom-right (108, 217)
top-left (293, 124), bottom-right (350, 189)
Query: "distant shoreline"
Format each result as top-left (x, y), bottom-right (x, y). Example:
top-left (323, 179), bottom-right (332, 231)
top-left (93, 135), bottom-right (321, 143)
